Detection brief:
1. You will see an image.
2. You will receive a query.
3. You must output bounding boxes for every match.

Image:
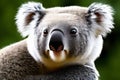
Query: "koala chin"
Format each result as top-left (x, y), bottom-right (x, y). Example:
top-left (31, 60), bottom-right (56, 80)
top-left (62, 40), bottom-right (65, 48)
top-left (0, 1), bottom-right (114, 80)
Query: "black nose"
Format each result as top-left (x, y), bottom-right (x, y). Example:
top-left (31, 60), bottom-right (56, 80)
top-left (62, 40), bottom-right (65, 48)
top-left (49, 30), bottom-right (64, 52)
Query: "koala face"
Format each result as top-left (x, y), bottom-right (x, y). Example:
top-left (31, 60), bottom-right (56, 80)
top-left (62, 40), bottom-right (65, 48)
top-left (28, 14), bottom-right (91, 68)
top-left (37, 15), bottom-right (89, 62)
top-left (16, 2), bottom-right (114, 69)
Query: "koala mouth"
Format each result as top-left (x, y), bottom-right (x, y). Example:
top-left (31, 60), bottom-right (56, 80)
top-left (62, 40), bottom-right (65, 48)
top-left (46, 50), bottom-right (67, 62)
top-left (48, 37), bottom-right (68, 62)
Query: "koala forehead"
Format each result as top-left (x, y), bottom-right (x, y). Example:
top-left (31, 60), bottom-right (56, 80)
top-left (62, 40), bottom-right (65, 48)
top-left (39, 6), bottom-right (88, 26)
top-left (46, 6), bottom-right (88, 15)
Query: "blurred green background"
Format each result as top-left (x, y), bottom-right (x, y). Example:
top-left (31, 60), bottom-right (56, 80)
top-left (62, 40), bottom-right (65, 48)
top-left (0, 0), bottom-right (120, 80)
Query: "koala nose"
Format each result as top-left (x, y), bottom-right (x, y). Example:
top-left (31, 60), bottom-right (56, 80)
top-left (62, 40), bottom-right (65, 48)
top-left (49, 30), bottom-right (64, 52)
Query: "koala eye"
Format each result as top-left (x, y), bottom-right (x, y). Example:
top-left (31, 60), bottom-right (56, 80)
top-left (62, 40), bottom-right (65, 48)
top-left (70, 28), bottom-right (77, 35)
top-left (43, 29), bottom-right (48, 36)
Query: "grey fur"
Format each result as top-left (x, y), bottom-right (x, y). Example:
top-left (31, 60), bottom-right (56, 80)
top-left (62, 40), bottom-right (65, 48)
top-left (0, 40), bottom-right (41, 80)
top-left (0, 2), bottom-right (114, 80)
top-left (0, 40), bottom-right (97, 80)
top-left (25, 65), bottom-right (97, 80)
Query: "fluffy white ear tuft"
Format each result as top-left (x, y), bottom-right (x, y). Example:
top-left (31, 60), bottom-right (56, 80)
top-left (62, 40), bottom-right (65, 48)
top-left (15, 2), bottom-right (45, 37)
top-left (86, 3), bottom-right (114, 37)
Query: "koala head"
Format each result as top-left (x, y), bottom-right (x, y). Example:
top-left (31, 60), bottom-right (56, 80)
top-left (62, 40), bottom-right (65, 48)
top-left (16, 2), bottom-right (114, 69)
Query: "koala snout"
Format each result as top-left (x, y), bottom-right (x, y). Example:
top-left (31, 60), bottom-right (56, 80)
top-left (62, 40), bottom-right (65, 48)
top-left (49, 30), bottom-right (64, 52)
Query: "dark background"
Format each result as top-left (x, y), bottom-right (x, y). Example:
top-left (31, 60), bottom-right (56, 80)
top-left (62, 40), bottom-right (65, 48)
top-left (0, 0), bottom-right (120, 80)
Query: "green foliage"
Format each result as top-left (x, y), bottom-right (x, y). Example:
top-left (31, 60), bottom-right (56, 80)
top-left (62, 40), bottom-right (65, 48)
top-left (0, 0), bottom-right (120, 79)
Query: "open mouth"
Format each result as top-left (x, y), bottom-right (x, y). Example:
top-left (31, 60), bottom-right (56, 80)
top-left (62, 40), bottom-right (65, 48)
top-left (46, 50), bottom-right (68, 62)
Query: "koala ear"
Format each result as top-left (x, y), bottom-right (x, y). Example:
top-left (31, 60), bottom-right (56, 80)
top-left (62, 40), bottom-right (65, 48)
top-left (15, 2), bottom-right (45, 37)
top-left (86, 3), bottom-right (114, 37)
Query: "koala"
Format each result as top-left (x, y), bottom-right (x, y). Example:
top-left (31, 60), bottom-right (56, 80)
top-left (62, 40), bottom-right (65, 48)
top-left (0, 2), bottom-right (114, 80)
